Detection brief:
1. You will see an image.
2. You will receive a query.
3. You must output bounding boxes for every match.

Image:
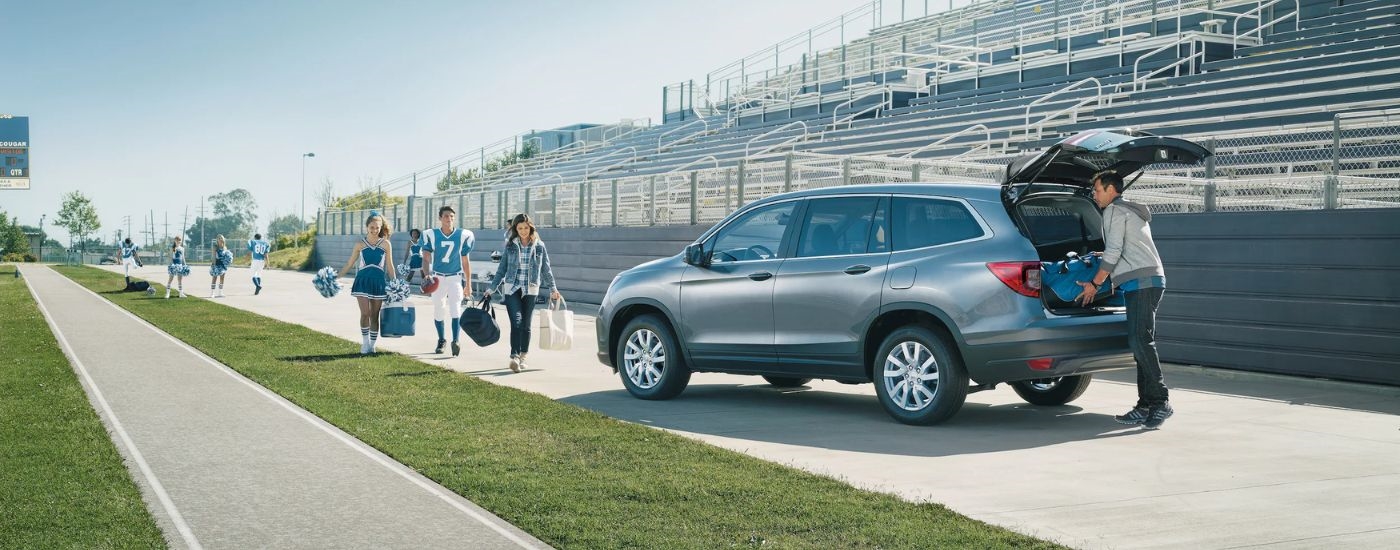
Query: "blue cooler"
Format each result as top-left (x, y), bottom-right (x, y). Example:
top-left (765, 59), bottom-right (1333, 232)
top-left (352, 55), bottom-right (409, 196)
top-left (380, 304), bottom-right (417, 337)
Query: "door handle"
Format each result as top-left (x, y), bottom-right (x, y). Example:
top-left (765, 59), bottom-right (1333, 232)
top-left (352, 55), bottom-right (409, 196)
top-left (748, 271), bottom-right (774, 281)
top-left (844, 265), bottom-right (872, 275)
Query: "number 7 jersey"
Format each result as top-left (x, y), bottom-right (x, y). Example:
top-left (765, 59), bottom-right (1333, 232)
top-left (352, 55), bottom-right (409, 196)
top-left (423, 227), bottom-right (475, 276)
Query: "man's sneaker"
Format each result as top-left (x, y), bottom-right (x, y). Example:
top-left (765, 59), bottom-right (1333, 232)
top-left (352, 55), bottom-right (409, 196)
top-left (509, 354), bottom-right (520, 373)
top-left (254, 285), bottom-right (262, 295)
top-left (434, 339), bottom-right (446, 354)
top-left (1114, 406), bottom-right (1151, 425)
top-left (451, 341), bottom-right (461, 357)
top-left (1143, 405), bottom-right (1174, 430)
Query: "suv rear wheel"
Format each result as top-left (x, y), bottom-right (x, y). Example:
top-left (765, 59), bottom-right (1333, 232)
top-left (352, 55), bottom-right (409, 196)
top-left (873, 326), bottom-right (967, 425)
top-left (1010, 375), bottom-right (1093, 406)
top-left (618, 314), bottom-right (691, 400)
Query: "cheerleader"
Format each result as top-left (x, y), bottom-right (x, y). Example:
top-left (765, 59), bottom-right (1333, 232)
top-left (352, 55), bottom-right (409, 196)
top-left (338, 211), bottom-right (397, 354)
top-left (209, 235), bottom-right (233, 298)
top-left (165, 236), bottom-right (190, 299)
top-left (402, 228), bottom-right (424, 284)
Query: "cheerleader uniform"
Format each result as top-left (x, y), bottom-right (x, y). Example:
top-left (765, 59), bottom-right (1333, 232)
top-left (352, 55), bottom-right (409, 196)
top-left (350, 238), bottom-right (389, 300)
top-left (406, 237), bottom-right (425, 282)
top-left (210, 247), bottom-right (234, 297)
top-left (167, 246), bottom-right (191, 277)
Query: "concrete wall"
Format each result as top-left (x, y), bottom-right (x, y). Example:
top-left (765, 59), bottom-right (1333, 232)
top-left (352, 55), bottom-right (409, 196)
top-left (315, 209), bottom-right (1400, 385)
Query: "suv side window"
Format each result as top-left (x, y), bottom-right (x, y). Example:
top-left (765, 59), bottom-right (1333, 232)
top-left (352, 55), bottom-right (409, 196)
top-left (796, 196), bottom-right (881, 258)
top-left (891, 197), bottom-right (985, 251)
top-left (709, 201), bottom-right (797, 263)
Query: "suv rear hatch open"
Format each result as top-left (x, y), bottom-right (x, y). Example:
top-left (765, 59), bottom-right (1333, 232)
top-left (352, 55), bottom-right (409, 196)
top-left (1000, 129), bottom-right (1210, 312)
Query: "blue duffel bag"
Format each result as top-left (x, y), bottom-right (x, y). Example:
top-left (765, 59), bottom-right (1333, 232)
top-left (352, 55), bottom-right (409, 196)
top-left (380, 303), bottom-right (417, 337)
top-left (1042, 253), bottom-right (1120, 307)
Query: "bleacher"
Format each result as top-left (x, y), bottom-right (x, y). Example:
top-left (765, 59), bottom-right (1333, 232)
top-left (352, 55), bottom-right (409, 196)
top-left (321, 0), bottom-right (1399, 235)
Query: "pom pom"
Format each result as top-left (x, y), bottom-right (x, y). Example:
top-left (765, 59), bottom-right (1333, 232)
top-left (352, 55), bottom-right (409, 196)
top-left (312, 267), bottom-right (342, 298)
top-left (385, 278), bottom-right (411, 303)
top-left (395, 263), bottom-right (411, 276)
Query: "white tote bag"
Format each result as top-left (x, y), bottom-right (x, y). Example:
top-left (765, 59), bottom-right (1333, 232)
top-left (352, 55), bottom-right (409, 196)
top-left (538, 296), bottom-right (574, 351)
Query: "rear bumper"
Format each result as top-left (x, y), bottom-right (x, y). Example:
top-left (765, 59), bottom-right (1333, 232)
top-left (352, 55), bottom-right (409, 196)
top-left (960, 314), bottom-right (1135, 384)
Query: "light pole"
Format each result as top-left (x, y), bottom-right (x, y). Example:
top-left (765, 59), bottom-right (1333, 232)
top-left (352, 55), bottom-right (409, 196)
top-left (301, 152), bottom-right (316, 227)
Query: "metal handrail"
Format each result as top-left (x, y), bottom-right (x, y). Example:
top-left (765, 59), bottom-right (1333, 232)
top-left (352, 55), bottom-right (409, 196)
top-left (656, 117), bottom-right (710, 152)
top-left (1025, 77), bottom-right (1103, 139)
top-left (1234, 0), bottom-right (1300, 50)
top-left (666, 155), bottom-right (720, 174)
top-left (901, 124), bottom-right (989, 158)
top-left (1132, 33), bottom-right (1209, 92)
top-left (584, 146), bottom-right (638, 179)
top-left (830, 86), bottom-right (893, 130)
top-left (745, 121), bottom-right (810, 158)
top-left (529, 173), bottom-right (564, 188)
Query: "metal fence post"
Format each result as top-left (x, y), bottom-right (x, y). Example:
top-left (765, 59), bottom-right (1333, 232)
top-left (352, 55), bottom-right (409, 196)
top-left (579, 183), bottom-right (587, 227)
top-left (649, 176), bottom-right (657, 226)
top-left (911, 162), bottom-right (921, 182)
top-left (524, 189), bottom-right (531, 219)
top-left (725, 168), bottom-right (733, 213)
top-left (611, 179), bottom-right (619, 227)
top-left (783, 153), bottom-right (793, 193)
top-left (842, 158), bottom-right (852, 185)
top-left (737, 160), bottom-right (747, 205)
top-left (551, 185), bottom-right (559, 228)
top-left (479, 192), bottom-right (486, 230)
top-left (1326, 117), bottom-right (1342, 209)
top-left (689, 172), bottom-right (699, 225)
top-left (406, 196), bottom-right (414, 234)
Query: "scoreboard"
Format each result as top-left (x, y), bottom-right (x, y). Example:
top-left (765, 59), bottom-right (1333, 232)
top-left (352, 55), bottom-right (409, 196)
top-left (0, 115), bottom-right (29, 190)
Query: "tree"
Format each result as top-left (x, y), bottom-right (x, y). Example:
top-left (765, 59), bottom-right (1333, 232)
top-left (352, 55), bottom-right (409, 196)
top-left (315, 176), bottom-right (337, 209)
top-left (267, 213), bottom-right (305, 238)
top-left (0, 213), bottom-right (30, 257)
top-left (333, 176), bottom-right (405, 210)
top-left (55, 191), bottom-right (101, 255)
top-left (209, 188), bottom-right (258, 239)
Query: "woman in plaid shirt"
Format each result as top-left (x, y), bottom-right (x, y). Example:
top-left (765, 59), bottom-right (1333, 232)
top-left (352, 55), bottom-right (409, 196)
top-left (484, 213), bottom-right (562, 372)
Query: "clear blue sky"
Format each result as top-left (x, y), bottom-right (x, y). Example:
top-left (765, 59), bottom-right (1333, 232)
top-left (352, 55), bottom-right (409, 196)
top-left (3, 0), bottom-right (969, 245)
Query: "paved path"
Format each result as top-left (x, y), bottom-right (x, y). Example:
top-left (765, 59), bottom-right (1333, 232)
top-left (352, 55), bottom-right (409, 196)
top-left (27, 265), bottom-right (550, 550)
top-left (111, 264), bottom-right (1400, 549)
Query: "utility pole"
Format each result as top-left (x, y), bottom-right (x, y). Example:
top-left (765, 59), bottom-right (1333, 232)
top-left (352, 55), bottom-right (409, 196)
top-left (199, 196), bottom-right (206, 262)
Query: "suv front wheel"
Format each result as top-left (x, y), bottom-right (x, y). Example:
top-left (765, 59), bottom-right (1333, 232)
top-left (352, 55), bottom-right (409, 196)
top-left (873, 326), bottom-right (968, 425)
top-left (618, 314), bottom-right (691, 400)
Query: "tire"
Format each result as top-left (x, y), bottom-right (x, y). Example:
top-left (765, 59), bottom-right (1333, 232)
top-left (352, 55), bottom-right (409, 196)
top-left (762, 376), bottom-right (812, 388)
top-left (1010, 375), bottom-right (1093, 406)
top-left (617, 314), bottom-right (691, 400)
top-left (873, 326), bottom-right (967, 425)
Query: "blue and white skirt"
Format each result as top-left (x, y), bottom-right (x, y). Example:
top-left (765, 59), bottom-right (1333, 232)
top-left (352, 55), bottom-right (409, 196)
top-left (168, 263), bottom-right (191, 277)
top-left (351, 268), bottom-right (388, 300)
top-left (210, 262), bottom-right (229, 277)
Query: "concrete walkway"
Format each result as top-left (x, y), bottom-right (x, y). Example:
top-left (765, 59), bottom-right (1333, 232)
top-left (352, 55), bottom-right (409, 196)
top-left (27, 265), bottom-right (550, 550)
top-left (109, 264), bottom-right (1400, 549)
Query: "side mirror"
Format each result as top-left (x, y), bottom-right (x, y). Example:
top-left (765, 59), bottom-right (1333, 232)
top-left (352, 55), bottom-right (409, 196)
top-left (683, 243), bottom-right (709, 267)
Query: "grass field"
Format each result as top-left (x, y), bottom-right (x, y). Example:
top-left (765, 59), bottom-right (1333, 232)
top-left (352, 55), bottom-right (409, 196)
top-left (57, 264), bottom-right (1061, 549)
top-left (0, 265), bottom-right (167, 548)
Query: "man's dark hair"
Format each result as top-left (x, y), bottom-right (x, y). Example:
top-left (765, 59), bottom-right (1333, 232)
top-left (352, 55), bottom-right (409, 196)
top-left (1094, 170), bottom-right (1126, 193)
top-left (254, 233), bottom-right (262, 240)
top-left (438, 205), bottom-right (456, 217)
top-left (123, 238), bottom-right (132, 245)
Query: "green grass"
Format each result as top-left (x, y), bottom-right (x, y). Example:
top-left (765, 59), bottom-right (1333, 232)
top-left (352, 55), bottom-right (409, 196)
top-left (56, 265), bottom-right (1061, 549)
top-left (231, 246), bottom-right (312, 271)
top-left (0, 265), bottom-right (167, 548)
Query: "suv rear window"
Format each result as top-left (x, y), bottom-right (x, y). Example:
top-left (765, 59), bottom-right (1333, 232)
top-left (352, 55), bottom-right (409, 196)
top-left (891, 198), bottom-right (984, 251)
top-left (1017, 196), bottom-right (1103, 247)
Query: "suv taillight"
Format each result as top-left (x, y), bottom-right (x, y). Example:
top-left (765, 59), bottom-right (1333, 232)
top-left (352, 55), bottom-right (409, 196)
top-left (987, 262), bottom-right (1042, 298)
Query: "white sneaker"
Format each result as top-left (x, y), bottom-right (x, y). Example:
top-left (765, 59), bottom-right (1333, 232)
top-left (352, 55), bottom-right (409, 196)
top-left (517, 353), bottom-right (528, 370)
top-left (165, 289), bottom-right (171, 299)
top-left (217, 290), bottom-right (225, 298)
top-left (179, 290), bottom-right (186, 298)
top-left (509, 355), bottom-right (520, 373)
top-left (360, 343), bottom-right (370, 355)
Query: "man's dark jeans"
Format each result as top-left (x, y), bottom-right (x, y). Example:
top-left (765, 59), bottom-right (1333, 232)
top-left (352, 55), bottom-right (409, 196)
top-left (503, 290), bottom-right (538, 356)
top-left (1125, 287), bottom-right (1169, 407)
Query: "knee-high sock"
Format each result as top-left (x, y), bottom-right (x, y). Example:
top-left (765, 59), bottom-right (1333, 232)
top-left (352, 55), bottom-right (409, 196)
top-left (435, 320), bottom-right (445, 340)
top-left (360, 327), bottom-right (370, 348)
top-left (449, 318), bottom-right (460, 342)
top-left (369, 330), bottom-right (379, 351)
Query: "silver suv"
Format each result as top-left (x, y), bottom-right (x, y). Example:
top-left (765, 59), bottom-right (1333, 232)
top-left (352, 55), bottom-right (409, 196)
top-left (595, 130), bottom-right (1208, 424)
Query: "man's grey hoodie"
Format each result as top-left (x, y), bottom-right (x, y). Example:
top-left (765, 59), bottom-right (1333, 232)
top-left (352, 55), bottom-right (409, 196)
top-left (1101, 197), bottom-right (1165, 289)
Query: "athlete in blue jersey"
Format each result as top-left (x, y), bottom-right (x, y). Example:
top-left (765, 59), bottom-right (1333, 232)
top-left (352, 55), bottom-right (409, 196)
top-left (248, 233), bottom-right (272, 295)
top-left (339, 211), bottom-right (397, 354)
top-left (119, 238), bottom-right (142, 284)
top-left (421, 205), bottom-right (475, 356)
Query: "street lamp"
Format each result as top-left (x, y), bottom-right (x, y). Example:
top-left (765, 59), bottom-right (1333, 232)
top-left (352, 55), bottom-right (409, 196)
top-left (301, 152), bottom-right (316, 227)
